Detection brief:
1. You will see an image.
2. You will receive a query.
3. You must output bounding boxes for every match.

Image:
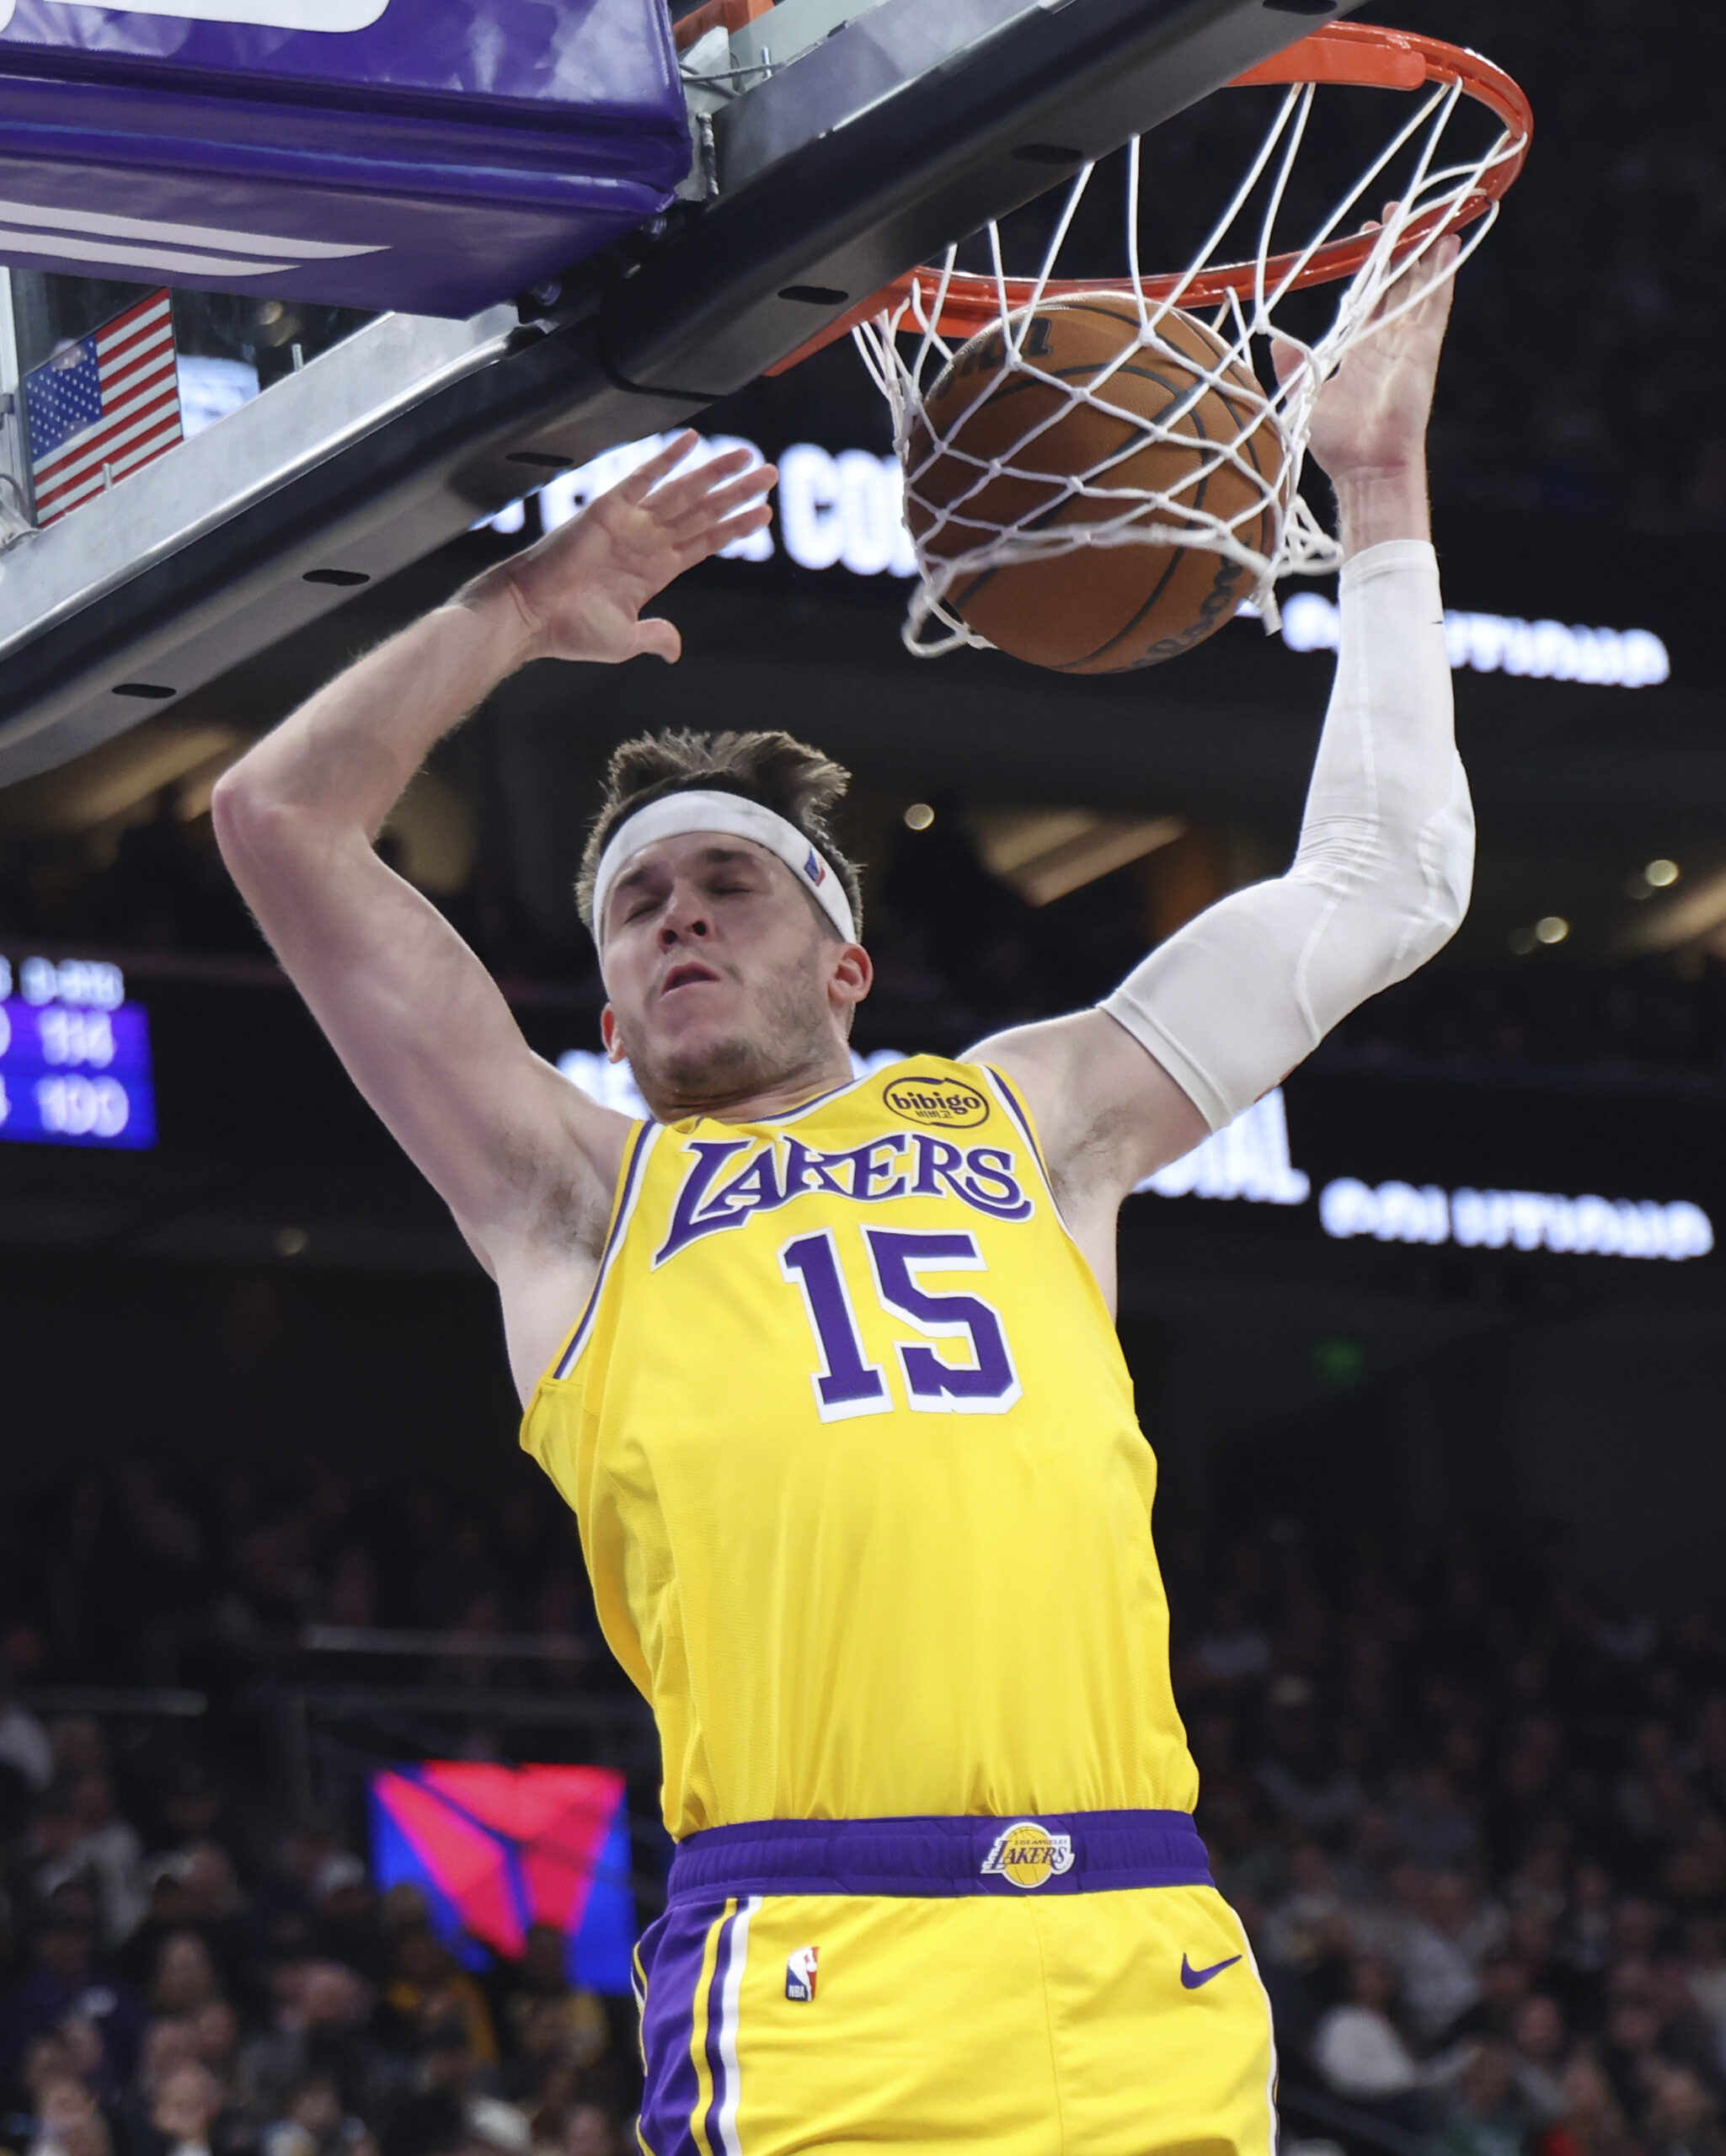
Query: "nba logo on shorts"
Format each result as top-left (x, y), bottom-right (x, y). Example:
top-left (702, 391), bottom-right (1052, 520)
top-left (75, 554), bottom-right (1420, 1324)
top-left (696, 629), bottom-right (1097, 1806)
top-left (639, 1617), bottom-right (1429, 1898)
top-left (785, 1945), bottom-right (819, 2001)
top-left (981, 1822), bottom-right (1075, 1890)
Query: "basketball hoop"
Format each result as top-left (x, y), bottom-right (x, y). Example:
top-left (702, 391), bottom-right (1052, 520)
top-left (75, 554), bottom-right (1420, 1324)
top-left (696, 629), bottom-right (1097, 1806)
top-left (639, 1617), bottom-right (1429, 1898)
top-left (785, 24), bottom-right (1531, 659)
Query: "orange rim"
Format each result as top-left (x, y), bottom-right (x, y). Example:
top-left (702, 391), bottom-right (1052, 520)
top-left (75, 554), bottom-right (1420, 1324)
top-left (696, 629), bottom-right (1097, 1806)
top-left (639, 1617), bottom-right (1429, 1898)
top-left (766, 23), bottom-right (1531, 374)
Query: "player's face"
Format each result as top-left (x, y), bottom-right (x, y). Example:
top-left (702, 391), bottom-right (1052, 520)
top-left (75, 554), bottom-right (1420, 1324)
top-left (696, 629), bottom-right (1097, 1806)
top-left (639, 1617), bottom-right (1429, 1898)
top-left (599, 834), bottom-right (869, 1113)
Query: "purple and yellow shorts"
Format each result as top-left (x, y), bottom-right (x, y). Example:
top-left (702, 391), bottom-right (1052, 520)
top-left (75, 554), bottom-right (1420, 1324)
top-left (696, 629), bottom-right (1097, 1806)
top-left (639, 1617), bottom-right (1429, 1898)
top-left (633, 1811), bottom-right (1276, 2156)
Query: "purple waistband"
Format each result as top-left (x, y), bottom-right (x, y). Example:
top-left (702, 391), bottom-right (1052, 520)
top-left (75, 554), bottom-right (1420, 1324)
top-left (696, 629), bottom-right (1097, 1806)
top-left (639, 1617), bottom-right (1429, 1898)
top-left (666, 1809), bottom-right (1212, 1901)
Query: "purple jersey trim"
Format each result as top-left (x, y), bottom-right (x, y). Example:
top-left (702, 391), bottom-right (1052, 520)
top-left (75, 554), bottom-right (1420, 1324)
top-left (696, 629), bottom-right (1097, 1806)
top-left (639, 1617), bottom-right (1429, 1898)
top-left (634, 1902), bottom-right (710, 2156)
top-left (553, 1119), bottom-right (657, 1380)
top-left (667, 1809), bottom-right (1212, 1901)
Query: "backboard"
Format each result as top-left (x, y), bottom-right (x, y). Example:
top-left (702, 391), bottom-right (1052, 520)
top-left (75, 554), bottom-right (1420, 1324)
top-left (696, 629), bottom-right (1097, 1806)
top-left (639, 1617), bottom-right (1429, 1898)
top-left (0, 0), bottom-right (1365, 786)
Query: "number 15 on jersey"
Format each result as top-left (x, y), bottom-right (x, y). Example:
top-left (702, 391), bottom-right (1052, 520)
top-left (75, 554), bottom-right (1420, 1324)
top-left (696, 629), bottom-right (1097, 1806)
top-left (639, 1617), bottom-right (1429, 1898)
top-left (779, 1226), bottom-right (1021, 1421)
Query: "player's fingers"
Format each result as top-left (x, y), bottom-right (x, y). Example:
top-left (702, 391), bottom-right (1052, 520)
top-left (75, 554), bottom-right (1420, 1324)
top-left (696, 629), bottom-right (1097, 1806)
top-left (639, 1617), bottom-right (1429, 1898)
top-left (1269, 333), bottom-right (1313, 391)
top-left (634, 615), bottom-right (682, 664)
top-left (1403, 232), bottom-right (1461, 340)
top-left (617, 432), bottom-right (699, 504)
top-left (665, 502), bottom-right (772, 574)
top-left (1428, 232), bottom-right (1463, 287)
top-left (704, 503), bottom-right (775, 553)
top-left (666, 465), bottom-right (777, 538)
top-left (644, 446), bottom-right (757, 520)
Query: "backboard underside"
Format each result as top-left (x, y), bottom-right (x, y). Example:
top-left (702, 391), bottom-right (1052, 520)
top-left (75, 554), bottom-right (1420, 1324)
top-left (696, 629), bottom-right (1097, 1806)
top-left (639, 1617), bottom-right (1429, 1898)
top-left (0, 0), bottom-right (1365, 787)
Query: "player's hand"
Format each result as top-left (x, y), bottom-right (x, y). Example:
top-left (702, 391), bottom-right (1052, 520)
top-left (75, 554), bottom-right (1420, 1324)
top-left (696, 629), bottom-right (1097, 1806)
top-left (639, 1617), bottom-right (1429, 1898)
top-left (473, 432), bottom-right (777, 666)
top-left (1276, 217), bottom-right (1460, 482)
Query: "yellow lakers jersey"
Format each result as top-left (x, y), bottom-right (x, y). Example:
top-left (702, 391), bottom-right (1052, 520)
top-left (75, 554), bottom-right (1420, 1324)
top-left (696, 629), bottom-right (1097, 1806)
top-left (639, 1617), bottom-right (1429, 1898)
top-left (521, 1056), bottom-right (1198, 1838)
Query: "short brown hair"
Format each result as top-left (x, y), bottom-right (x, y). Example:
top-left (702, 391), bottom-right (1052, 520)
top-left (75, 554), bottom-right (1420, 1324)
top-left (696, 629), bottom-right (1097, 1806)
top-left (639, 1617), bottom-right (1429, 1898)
top-left (576, 728), bottom-right (863, 936)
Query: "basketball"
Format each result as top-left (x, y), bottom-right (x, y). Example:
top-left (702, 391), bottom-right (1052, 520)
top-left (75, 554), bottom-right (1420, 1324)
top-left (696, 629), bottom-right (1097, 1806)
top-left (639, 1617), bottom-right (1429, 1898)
top-left (902, 300), bottom-right (1285, 674)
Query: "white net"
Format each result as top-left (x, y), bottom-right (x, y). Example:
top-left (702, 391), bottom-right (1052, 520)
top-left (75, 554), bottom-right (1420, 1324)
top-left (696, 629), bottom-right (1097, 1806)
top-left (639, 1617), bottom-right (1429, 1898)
top-left (852, 42), bottom-right (1528, 659)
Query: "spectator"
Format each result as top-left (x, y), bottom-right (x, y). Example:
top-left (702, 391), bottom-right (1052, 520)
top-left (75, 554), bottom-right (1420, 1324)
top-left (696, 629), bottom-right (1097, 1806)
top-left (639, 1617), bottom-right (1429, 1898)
top-left (239, 1967), bottom-right (380, 2127)
top-left (1537, 2054), bottom-right (1639, 2156)
top-left (147, 1945), bottom-right (222, 2028)
top-left (259, 2078), bottom-right (366, 2156)
top-left (1557, 1864), bottom-right (1618, 2017)
top-left (1192, 1596), bottom-right (1271, 1689)
top-left (13, 1804), bottom-right (101, 1944)
top-left (555, 2112), bottom-right (613, 2156)
top-left (1255, 1686), bottom-right (1362, 1844)
top-left (377, 2012), bottom-right (520, 2156)
top-left (1395, 1766), bottom-right (1483, 1874)
top-left (1376, 1868), bottom-right (1502, 2045)
top-left (0, 1908), bottom-right (143, 2088)
top-left (113, 2020), bottom-right (200, 2156)
top-left (1438, 2041), bottom-right (1529, 2156)
top-left (126, 1846), bottom-right (250, 2001)
top-left (492, 1999), bottom-right (603, 2132)
top-left (1259, 1844), bottom-right (1352, 1978)
top-left (1451, 1954), bottom-right (1536, 2044)
top-left (143, 2063), bottom-right (255, 2156)
top-left (1686, 1919), bottom-right (1726, 2053)
top-left (51, 2020), bottom-right (106, 2105)
top-left (188, 2005), bottom-right (240, 2092)
top-left (1643, 2063), bottom-right (1725, 2156)
top-left (307, 1870), bottom-right (381, 1993)
top-left (1310, 1954), bottom-right (1425, 2124)
top-left (493, 1935), bottom-right (604, 2079)
top-left (61, 1785), bottom-right (143, 1952)
top-left (1509, 1994), bottom-right (1571, 2126)
top-left (28, 2079), bottom-right (111, 2156)
top-left (0, 1680), bottom-right (51, 1838)
top-left (380, 1940), bottom-right (494, 2073)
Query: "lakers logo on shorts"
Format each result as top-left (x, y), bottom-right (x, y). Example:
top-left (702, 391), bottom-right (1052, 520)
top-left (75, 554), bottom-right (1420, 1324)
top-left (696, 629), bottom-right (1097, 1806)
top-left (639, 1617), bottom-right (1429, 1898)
top-left (981, 1822), bottom-right (1076, 1890)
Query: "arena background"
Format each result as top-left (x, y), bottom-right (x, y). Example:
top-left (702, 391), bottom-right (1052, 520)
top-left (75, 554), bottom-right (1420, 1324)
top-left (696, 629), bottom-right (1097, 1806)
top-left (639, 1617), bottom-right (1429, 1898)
top-left (1, 4), bottom-right (1725, 2156)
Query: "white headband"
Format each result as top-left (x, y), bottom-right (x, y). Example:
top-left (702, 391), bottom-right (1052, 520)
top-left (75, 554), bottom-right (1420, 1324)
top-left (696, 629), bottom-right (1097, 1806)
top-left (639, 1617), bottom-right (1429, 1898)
top-left (591, 788), bottom-right (857, 946)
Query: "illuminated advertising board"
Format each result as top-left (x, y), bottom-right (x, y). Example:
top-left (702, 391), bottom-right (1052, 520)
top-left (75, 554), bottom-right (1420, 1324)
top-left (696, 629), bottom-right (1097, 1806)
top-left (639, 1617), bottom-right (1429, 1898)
top-left (0, 953), bottom-right (155, 1150)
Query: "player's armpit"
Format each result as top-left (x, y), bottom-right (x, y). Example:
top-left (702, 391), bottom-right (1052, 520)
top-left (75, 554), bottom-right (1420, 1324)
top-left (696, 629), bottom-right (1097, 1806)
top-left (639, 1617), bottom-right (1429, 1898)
top-left (211, 791), bottom-right (630, 1273)
top-left (975, 1006), bottom-right (1210, 1220)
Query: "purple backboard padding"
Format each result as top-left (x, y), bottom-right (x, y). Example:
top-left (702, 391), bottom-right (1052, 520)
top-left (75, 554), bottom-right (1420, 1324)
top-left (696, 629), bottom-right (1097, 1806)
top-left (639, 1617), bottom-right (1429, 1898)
top-left (0, 153), bottom-right (665, 316)
top-left (0, 0), bottom-right (687, 318)
top-left (2, 0), bottom-right (685, 129)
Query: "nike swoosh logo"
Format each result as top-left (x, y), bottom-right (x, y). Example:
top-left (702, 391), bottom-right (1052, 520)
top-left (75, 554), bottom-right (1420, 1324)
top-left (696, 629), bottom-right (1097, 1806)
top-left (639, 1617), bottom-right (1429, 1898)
top-left (1181, 1953), bottom-right (1243, 1989)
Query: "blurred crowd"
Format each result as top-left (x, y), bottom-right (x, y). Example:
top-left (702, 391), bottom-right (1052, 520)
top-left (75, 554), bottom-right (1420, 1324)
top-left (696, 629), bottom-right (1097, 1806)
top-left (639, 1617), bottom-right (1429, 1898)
top-left (1, 1465), bottom-right (1723, 2156)
top-left (1319, 955), bottom-right (1726, 1090)
top-left (1163, 1520), bottom-right (1726, 2156)
top-left (1409, 0), bottom-right (1726, 534)
top-left (8, 782), bottom-right (1726, 1091)
top-left (0, 1465), bottom-right (609, 1700)
top-left (0, 1467), bottom-right (639, 2156)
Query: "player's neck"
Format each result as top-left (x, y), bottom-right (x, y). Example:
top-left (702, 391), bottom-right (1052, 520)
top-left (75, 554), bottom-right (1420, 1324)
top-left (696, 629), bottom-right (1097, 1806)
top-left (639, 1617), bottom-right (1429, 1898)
top-left (649, 1047), bottom-right (858, 1126)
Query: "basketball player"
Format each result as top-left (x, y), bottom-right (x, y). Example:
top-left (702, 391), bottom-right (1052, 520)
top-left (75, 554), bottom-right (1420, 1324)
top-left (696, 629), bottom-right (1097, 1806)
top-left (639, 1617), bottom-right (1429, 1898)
top-left (213, 246), bottom-right (1470, 2156)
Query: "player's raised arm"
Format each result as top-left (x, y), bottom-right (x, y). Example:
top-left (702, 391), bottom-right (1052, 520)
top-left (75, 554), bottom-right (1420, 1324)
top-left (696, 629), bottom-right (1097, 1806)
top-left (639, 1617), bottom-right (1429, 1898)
top-left (979, 239), bottom-right (1472, 1276)
top-left (211, 435), bottom-right (775, 1280)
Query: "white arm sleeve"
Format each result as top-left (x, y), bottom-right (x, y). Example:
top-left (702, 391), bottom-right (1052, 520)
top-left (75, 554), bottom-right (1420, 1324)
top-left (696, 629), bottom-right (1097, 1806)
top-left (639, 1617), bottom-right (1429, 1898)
top-left (1099, 537), bottom-right (1473, 1132)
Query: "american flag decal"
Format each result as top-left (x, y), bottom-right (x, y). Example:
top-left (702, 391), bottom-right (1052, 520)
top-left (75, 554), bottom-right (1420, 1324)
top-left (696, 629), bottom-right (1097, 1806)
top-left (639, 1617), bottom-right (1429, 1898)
top-left (24, 290), bottom-right (182, 528)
